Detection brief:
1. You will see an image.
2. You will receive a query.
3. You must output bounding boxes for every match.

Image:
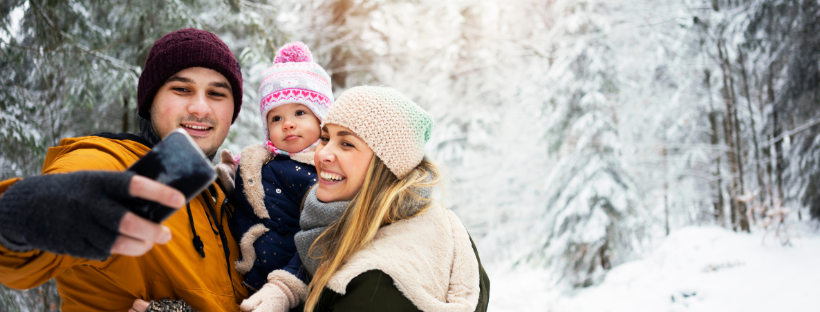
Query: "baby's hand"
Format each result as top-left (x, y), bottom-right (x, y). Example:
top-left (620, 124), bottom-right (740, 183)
top-left (240, 270), bottom-right (307, 312)
top-left (215, 149), bottom-right (238, 195)
top-left (240, 280), bottom-right (294, 312)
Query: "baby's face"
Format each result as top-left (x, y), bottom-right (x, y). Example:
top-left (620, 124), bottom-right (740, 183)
top-left (266, 103), bottom-right (321, 153)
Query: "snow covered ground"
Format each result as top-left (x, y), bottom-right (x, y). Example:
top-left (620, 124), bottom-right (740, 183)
top-left (488, 223), bottom-right (820, 312)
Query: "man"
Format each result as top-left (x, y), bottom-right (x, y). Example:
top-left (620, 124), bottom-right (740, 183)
top-left (0, 28), bottom-right (248, 311)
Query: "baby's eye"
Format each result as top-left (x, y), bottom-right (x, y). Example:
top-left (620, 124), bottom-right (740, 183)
top-left (295, 110), bottom-right (306, 116)
top-left (271, 116), bottom-right (282, 122)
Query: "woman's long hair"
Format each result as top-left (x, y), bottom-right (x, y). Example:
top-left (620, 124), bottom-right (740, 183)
top-left (303, 156), bottom-right (440, 311)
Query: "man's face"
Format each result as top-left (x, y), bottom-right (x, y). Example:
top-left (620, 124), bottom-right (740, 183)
top-left (150, 67), bottom-right (234, 157)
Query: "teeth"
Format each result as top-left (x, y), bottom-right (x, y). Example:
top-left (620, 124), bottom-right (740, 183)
top-left (320, 171), bottom-right (344, 181)
top-left (183, 124), bottom-right (209, 130)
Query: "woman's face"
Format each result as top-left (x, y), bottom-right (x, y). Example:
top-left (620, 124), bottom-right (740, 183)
top-left (314, 124), bottom-right (374, 202)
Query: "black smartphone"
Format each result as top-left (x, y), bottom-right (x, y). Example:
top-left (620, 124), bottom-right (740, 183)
top-left (126, 128), bottom-right (216, 223)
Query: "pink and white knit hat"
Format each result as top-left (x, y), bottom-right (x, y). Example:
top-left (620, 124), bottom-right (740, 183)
top-left (322, 86), bottom-right (434, 178)
top-left (259, 42), bottom-right (333, 141)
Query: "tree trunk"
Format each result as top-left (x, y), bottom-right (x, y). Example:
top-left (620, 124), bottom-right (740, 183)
top-left (761, 73), bottom-right (774, 214)
top-left (729, 67), bottom-right (750, 233)
top-left (329, 0), bottom-right (354, 89)
top-left (739, 48), bottom-right (765, 224)
top-left (769, 71), bottom-right (786, 210)
top-left (122, 95), bottom-right (129, 133)
top-left (663, 139), bottom-right (670, 236)
top-left (705, 69), bottom-right (725, 226)
top-left (718, 40), bottom-right (741, 232)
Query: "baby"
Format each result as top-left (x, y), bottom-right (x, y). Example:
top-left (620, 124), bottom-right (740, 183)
top-left (230, 42), bottom-right (333, 311)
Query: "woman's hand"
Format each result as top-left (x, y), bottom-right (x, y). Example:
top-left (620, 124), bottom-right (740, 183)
top-left (129, 299), bottom-right (150, 312)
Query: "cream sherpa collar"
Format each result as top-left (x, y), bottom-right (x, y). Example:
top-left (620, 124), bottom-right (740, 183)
top-left (326, 203), bottom-right (480, 312)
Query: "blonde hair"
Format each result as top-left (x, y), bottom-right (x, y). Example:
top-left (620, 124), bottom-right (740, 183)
top-left (303, 156), bottom-right (440, 311)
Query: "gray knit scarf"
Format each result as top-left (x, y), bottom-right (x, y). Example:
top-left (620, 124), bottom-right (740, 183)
top-left (295, 181), bottom-right (435, 275)
top-left (295, 186), bottom-right (350, 275)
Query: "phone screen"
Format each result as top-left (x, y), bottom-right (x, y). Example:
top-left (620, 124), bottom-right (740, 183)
top-left (127, 129), bottom-right (216, 223)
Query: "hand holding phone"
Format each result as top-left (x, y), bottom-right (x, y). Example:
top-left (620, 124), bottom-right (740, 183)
top-left (126, 129), bottom-right (216, 223)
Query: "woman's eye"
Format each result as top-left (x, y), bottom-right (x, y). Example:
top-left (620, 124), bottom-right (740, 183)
top-left (319, 136), bottom-right (329, 142)
top-left (342, 142), bottom-right (355, 148)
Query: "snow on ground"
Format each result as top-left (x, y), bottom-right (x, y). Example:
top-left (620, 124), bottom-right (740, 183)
top-left (488, 223), bottom-right (820, 312)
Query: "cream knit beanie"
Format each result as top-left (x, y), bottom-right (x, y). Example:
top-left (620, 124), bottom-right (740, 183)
top-left (322, 86), bottom-right (433, 178)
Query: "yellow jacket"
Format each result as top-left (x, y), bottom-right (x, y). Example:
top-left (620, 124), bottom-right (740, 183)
top-left (0, 134), bottom-right (248, 311)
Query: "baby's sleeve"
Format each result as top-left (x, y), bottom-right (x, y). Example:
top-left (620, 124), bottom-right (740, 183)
top-left (282, 253), bottom-right (310, 284)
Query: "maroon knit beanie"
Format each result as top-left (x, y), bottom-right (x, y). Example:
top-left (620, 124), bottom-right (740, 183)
top-left (137, 28), bottom-right (243, 123)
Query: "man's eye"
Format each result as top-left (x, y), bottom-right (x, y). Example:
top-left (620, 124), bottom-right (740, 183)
top-left (210, 92), bottom-right (226, 97)
top-left (173, 87), bottom-right (189, 92)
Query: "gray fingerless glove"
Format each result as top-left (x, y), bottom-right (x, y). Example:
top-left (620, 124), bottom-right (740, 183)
top-left (0, 171), bottom-right (136, 260)
top-left (146, 299), bottom-right (198, 312)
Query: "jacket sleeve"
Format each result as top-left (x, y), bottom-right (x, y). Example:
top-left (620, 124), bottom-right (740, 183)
top-left (0, 147), bottom-right (125, 289)
top-left (282, 254), bottom-right (310, 284)
top-left (308, 270), bottom-right (421, 312)
top-left (0, 223), bottom-right (89, 289)
top-left (470, 235), bottom-right (490, 312)
top-left (298, 234), bottom-right (490, 312)
top-left (0, 178), bottom-right (21, 194)
top-left (0, 177), bottom-right (79, 289)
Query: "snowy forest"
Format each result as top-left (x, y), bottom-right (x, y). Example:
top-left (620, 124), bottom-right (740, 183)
top-left (1, 0), bottom-right (819, 311)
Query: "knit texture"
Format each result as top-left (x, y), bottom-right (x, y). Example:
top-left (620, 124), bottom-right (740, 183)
top-left (239, 270), bottom-right (308, 312)
top-left (0, 171), bottom-right (136, 260)
top-left (259, 42), bottom-right (333, 144)
top-left (145, 299), bottom-right (198, 312)
top-left (323, 86), bottom-right (434, 178)
top-left (294, 186), bottom-right (350, 275)
top-left (137, 28), bottom-right (243, 123)
top-left (295, 181), bottom-right (433, 275)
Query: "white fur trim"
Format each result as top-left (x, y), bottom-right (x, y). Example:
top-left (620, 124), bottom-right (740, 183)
top-left (289, 151), bottom-right (314, 166)
top-left (326, 204), bottom-right (480, 312)
top-left (235, 224), bottom-right (270, 274)
top-left (268, 269), bottom-right (309, 302)
top-left (239, 144), bottom-right (274, 219)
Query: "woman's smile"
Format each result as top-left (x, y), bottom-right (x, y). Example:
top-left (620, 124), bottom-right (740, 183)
top-left (319, 169), bottom-right (346, 182)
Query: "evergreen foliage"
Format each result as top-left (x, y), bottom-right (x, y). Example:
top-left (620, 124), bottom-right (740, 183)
top-left (1, 0), bottom-right (819, 308)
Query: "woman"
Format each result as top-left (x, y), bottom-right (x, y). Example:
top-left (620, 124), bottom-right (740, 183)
top-left (135, 86), bottom-right (489, 312)
top-left (248, 86), bottom-right (489, 312)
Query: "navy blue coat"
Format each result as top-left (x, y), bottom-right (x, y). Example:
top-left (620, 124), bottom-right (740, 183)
top-left (231, 155), bottom-right (317, 291)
